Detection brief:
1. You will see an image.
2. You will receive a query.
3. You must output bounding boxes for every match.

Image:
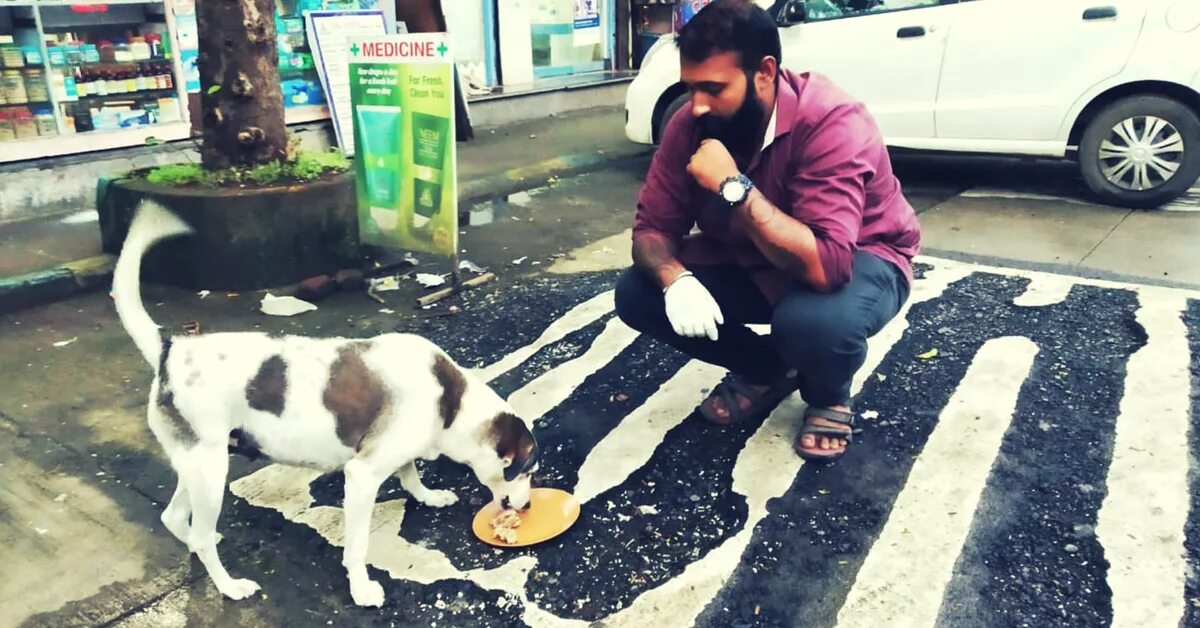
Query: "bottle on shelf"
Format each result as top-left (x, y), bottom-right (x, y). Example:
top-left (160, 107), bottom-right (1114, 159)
top-left (2, 69), bottom-right (29, 105)
top-left (0, 110), bottom-right (16, 141)
top-left (24, 68), bottom-right (49, 103)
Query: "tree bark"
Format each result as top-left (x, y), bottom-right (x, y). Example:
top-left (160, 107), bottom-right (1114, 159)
top-left (197, 0), bottom-right (287, 169)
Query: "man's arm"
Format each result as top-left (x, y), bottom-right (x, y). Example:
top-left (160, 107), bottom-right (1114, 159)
top-left (733, 189), bottom-right (830, 291)
top-left (632, 232), bottom-right (688, 290)
top-left (632, 109), bottom-right (697, 289)
top-left (687, 104), bottom-right (876, 292)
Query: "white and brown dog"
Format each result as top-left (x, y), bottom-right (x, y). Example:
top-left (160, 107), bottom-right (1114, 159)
top-left (112, 202), bottom-right (538, 607)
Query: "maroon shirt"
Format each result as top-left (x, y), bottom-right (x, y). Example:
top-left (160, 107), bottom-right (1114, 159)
top-left (633, 70), bottom-right (922, 303)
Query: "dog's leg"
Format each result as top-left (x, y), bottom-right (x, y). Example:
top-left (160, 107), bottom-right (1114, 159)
top-left (182, 444), bottom-right (260, 600)
top-left (160, 479), bottom-right (191, 543)
top-left (342, 457), bottom-right (388, 607)
top-left (396, 462), bottom-right (458, 508)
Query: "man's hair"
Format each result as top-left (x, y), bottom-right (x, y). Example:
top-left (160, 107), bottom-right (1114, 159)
top-left (676, 0), bottom-right (782, 75)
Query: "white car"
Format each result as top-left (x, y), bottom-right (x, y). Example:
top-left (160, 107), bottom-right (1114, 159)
top-left (625, 0), bottom-right (1200, 208)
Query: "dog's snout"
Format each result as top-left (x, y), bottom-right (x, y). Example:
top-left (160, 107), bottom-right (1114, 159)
top-left (500, 496), bottom-right (531, 511)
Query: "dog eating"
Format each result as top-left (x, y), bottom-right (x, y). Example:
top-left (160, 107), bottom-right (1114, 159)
top-left (111, 202), bottom-right (539, 607)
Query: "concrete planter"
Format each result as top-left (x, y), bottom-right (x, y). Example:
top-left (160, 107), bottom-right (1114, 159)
top-left (98, 172), bottom-right (359, 291)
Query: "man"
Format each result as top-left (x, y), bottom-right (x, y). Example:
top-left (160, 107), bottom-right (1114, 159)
top-left (614, 0), bottom-right (921, 462)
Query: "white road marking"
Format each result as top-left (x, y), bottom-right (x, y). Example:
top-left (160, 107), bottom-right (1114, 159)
top-left (836, 337), bottom-right (1038, 628)
top-left (1096, 290), bottom-right (1191, 628)
top-left (475, 290), bottom-right (615, 383)
top-left (572, 361), bottom-right (727, 504)
top-left (505, 316), bottom-right (640, 423)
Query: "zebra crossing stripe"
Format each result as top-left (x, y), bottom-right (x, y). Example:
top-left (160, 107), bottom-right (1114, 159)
top-left (477, 290), bottom-right (615, 383)
top-left (1096, 291), bottom-right (1191, 628)
top-left (506, 316), bottom-right (640, 423)
top-left (1161, 185), bottom-right (1200, 212)
top-left (836, 337), bottom-right (1039, 628)
top-left (572, 361), bottom-right (727, 504)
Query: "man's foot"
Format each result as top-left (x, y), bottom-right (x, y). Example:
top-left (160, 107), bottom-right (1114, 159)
top-left (699, 373), bottom-right (795, 425)
top-left (794, 406), bottom-right (856, 461)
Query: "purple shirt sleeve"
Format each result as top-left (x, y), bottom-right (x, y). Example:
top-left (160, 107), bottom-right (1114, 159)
top-left (786, 103), bottom-right (878, 289)
top-left (633, 111), bottom-right (696, 243)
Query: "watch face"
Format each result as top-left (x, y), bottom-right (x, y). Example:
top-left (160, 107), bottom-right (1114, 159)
top-left (722, 181), bottom-right (746, 202)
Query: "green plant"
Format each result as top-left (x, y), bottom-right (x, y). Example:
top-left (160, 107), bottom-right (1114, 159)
top-left (143, 149), bottom-right (351, 187)
top-left (144, 163), bottom-right (215, 186)
top-left (293, 150), bottom-right (351, 181)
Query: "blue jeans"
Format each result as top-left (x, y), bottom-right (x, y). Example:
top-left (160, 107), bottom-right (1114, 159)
top-left (614, 252), bottom-right (909, 408)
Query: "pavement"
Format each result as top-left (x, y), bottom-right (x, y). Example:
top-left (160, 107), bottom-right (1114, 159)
top-left (3, 109), bottom-right (1200, 627)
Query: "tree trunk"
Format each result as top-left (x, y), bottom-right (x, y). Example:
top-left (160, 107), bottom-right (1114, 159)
top-left (197, 0), bottom-right (287, 169)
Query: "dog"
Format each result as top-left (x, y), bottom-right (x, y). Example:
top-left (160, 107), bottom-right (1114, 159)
top-left (111, 202), bottom-right (539, 607)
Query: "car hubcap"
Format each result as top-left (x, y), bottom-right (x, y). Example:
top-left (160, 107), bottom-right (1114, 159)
top-left (1099, 115), bottom-right (1185, 191)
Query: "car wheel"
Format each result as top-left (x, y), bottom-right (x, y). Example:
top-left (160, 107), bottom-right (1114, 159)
top-left (1079, 95), bottom-right (1200, 208)
top-left (655, 92), bottom-right (690, 144)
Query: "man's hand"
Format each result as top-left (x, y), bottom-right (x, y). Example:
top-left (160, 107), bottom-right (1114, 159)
top-left (687, 139), bottom-right (740, 194)
top-left (664, 273), bottom-right (724, 341)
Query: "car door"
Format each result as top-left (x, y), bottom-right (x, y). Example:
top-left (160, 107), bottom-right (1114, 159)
top-left (776, 0), bottom-right (953, 142)
top-left (935, 0), bottom-right (1148, 142)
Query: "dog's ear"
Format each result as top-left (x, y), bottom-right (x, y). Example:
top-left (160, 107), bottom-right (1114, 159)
top-left (490, 412), bottom-right (538, 482)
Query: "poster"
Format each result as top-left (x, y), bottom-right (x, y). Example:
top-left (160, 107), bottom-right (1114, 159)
top-left (573, 0), bottom-right (601, 46)
top-left (306, 10), bottom-right (388, 155)
top-left (349, 34), bottom-right (457, 257)
top-left (172, 0), bottom-right (200, 93)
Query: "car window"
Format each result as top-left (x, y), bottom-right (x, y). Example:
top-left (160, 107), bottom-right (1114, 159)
top-left (804, 0), bottom-right (942, 22)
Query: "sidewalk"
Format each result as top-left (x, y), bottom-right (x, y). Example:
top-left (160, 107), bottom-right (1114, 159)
top-left (0, 105), bottom-right (649, 314)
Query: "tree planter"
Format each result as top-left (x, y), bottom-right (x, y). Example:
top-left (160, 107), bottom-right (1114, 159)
top-left (98, 173), bottom-right (359, 291)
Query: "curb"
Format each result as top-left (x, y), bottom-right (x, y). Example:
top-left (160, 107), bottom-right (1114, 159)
top-left (0, 255), bottom-right (116, 315)
top-left (0, 147), bottom-right (651, 316)
top-left (458, 148), bottom-right (652, 207)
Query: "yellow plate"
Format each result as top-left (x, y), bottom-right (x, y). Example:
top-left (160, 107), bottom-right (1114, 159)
top-left (472, 488), bottom-right (581, 548)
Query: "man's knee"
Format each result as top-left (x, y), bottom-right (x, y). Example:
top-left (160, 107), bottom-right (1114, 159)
top-left (614, 267), bottom-right (663, 332)
top-left (771, 299), bottom-right (865, 361)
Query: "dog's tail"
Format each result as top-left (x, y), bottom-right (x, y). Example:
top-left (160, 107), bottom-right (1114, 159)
top-left (112, 200), bottom-right (194, 366)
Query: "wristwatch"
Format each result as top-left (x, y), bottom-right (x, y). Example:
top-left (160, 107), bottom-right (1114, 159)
top-left (718, 173), bottom-right (754, 207)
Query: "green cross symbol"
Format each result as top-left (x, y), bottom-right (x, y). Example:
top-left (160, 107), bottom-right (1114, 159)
top-left (436, 42), bottom-right (448, 57)
top-left (350, 43), bottom-right (360, 56)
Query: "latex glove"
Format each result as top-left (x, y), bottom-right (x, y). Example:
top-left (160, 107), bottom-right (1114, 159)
top-left (663, 272), bottom-right (724, 341)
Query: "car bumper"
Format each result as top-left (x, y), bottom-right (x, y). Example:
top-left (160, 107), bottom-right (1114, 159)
top-left (624, 74), bottom-right (658, 145)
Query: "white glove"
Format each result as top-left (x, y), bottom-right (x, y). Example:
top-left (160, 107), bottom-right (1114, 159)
top-left (663, 271), bottom-right (724, 341)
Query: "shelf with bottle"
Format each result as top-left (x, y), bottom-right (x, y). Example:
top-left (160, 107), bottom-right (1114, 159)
top-left (0, 104), bottom-right (59, 142)
top-left (61, 93), bottom-right (180, 134)
top-left (41, 33), bottom-right (171, 68)
top-left (71, 87), bottom-right (175, 104)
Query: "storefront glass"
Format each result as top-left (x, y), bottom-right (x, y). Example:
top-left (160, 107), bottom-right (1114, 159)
top-left (530, 0), bottom-right (609, 78)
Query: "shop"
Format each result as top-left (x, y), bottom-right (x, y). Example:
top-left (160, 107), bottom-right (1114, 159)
top-left (0, 0), bottom-right (394, 165)
top-left (0, 0), bottom-right (190, 163)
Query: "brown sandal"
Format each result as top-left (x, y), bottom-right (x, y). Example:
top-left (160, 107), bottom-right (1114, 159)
top-left (793, 407), bottom-right (858, 462)
top-left (699, 373), bottom-right (795, 425)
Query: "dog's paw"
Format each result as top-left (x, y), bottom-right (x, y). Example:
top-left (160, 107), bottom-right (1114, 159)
top-left (350, 578), bottom-right (386, 607)
top-left (219, 578), bottom-right (261, 601)
top-left (418, 489), bottom-right (458, 508)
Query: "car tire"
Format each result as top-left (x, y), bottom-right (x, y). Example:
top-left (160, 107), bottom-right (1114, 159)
top-left (656, 92), bottom-right (690, 144)
top-left (1078, 95), bottom-right (1200, 209)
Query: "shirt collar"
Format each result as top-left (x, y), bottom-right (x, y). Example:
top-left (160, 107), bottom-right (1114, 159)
top-left (761, 101), bottom-right (778, 152)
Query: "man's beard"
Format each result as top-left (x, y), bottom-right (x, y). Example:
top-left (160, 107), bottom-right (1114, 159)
top-left (698, 77), bottom-right (766, 156)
